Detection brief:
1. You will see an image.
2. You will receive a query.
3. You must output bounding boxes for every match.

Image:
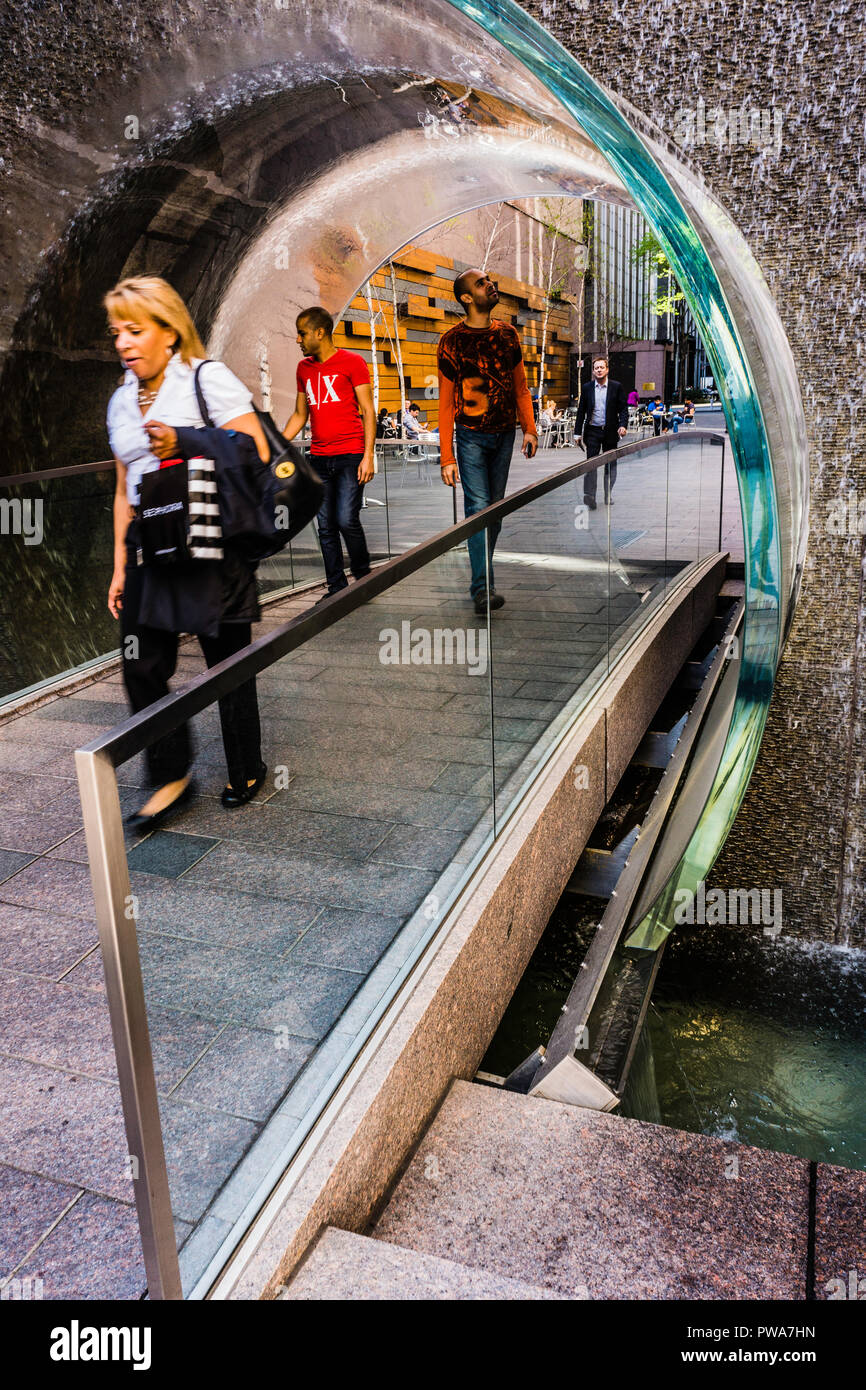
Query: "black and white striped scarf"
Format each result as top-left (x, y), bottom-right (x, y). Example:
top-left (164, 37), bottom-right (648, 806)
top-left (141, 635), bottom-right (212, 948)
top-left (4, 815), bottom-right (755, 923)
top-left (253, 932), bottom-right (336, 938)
top-left (187, 455), bottom-right (223, 560)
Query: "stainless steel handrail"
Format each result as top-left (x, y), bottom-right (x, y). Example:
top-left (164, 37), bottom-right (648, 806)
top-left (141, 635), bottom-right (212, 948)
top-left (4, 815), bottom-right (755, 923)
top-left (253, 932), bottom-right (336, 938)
top-left (0, 460), bottom-right (115, 487)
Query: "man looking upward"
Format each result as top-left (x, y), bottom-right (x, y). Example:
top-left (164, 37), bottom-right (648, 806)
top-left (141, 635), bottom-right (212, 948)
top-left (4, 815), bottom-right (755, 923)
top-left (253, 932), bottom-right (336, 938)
top-left (437, 268), bottom-right (537, 615)
top-left (282, 306), bottom-right (376, 595)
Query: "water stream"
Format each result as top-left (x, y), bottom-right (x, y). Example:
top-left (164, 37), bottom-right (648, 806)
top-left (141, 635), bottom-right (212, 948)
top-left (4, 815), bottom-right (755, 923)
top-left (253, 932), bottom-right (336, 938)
top-left (620, 927), bottom-right (866, 1169)
top-left (485, 910), bottom-right (866, 1171)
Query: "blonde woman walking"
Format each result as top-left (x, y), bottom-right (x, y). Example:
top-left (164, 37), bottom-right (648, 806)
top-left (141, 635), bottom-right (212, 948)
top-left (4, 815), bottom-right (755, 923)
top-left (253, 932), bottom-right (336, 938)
top-left (105, 275), bottom-right (270, 830)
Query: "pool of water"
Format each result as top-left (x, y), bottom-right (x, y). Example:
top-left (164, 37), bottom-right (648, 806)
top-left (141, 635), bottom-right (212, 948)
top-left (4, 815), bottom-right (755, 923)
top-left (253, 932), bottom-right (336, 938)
top-left (621, 928), bottom-right (866, 1170)
top-left (484, 910), bottom-right (866, 1172)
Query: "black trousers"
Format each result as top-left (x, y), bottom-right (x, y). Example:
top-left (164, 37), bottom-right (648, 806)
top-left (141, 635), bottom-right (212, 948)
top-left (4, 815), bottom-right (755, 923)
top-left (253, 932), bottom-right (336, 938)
top-left (583, 426), bottom-right (618, 503)
top-left (121, 549), bottom-right (262, 791)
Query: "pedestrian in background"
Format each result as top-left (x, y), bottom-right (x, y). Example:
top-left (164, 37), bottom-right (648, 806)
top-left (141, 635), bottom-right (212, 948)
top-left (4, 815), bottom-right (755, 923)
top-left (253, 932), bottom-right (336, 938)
top-left (574, 355), bottom-right (629, 508)
top-left (282, 306), bottom-right (376, 595)
top-left (437, 267), bottom-right (537, 614)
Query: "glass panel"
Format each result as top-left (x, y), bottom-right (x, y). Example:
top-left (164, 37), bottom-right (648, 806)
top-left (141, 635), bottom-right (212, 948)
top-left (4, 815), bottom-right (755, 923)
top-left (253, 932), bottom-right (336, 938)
top-left (698, 435), bottom-right (725, 561)
top-left (606, 444), bottom-right (670, 656)
top-left (665, 428), bottom-right (700, 583)
top-left (486, 463), bottom-right (614, 825)
top-left (256, 440), bottom-right (456, 604)
top-left (116, 531), bottom-right (495, 1293)
top-left (374, 438), bottom-right (455, 557)
top-left (256, 520), bottom-right (327, 598)
top-left (0, 469), bottom-right (115, 704)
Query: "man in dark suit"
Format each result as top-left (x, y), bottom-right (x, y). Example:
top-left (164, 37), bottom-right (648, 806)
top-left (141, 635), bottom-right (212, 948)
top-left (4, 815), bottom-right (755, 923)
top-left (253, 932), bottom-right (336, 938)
top-left (574, 356), bottom-right (630, 508)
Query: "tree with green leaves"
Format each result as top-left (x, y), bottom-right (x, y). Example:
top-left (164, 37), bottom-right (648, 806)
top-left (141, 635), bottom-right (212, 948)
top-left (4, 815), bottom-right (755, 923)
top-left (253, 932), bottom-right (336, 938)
top-left (632, 231), bottom-right (685, 319)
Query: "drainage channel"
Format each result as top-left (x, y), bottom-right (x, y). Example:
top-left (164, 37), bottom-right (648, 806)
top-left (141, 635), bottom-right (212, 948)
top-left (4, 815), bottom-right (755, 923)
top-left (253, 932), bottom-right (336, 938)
top-left (477, 578), bottom-right (745, 1110)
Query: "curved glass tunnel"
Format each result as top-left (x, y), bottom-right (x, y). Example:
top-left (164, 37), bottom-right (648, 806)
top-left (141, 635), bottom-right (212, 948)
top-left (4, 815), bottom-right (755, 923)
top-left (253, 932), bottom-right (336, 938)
top-left (0, 0), bottom-right (811, 1295)
top-left (0, 0), bottom-right (805, 926)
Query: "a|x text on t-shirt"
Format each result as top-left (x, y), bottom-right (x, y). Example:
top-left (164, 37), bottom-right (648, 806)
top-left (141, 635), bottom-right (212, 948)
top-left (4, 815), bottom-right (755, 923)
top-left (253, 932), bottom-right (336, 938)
top-left (296, 347), bottom-right (370, 456)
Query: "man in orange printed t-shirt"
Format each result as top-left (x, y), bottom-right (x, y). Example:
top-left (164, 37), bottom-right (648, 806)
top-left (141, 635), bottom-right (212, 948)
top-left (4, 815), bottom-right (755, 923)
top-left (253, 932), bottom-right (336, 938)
top-left (437, 268), bottom-right (537, 614)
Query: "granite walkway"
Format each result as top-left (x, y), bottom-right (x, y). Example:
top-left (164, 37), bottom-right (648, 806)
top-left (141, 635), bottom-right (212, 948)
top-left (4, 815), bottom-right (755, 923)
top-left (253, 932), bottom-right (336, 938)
top-left (0, 433), bottom-right (742, 1298)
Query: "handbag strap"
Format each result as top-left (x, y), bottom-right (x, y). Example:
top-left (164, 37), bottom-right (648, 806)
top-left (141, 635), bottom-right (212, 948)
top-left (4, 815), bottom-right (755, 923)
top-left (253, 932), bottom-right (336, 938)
top-left (195, 361), bottom-right (284, 463)
top-left (193, 360), bottom-right (216, 429)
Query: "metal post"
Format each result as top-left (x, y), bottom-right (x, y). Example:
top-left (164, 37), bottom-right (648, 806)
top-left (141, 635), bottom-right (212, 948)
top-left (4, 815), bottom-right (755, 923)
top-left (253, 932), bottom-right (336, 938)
top-left (75, 748), bottom-right (182, 1300)
top-left (382, 444), bottom-right (391, 556)
top-left (718, 436), bottom-right (725, 553)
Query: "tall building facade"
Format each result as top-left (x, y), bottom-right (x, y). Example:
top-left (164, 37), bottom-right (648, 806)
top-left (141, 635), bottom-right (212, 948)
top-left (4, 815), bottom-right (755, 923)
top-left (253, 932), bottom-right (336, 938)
top-left (580, 202), bottom-right (712, 401)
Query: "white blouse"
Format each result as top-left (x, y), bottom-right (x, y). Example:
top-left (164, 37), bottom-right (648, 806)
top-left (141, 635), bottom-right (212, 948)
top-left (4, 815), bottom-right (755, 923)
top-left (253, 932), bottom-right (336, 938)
top-left (107, 353), bottom-right (254, 504)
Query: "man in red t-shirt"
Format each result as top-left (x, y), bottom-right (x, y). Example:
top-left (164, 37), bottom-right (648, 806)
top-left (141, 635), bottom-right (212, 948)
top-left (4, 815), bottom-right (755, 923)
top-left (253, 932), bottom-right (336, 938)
top-left (283, 306), bottom-right (376, 594)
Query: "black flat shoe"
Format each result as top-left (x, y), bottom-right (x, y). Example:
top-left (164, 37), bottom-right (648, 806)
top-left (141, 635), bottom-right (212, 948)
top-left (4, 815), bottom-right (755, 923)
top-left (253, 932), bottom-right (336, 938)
top-left (221, 762), bottom-right (267, 809)
top-left (125, 779), bottom-right (195, 835)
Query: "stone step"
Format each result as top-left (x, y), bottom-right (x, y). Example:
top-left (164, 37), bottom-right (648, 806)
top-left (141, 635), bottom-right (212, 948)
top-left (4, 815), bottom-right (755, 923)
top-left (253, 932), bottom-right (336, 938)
top-left (372, 1080), bottom-right (812, 1300)
top-left (280, 1226), bottom-right (566, 1300)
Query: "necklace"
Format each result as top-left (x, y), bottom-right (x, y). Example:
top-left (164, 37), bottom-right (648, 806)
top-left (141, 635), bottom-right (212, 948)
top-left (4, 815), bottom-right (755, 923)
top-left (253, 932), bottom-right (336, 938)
top-left (137, 384), bottom-right (159, 409)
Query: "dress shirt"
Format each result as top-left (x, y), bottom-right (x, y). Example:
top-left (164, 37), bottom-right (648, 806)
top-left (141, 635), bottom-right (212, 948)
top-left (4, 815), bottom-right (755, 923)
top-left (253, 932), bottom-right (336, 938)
top-left (590, 380), bottom-right (609, 427)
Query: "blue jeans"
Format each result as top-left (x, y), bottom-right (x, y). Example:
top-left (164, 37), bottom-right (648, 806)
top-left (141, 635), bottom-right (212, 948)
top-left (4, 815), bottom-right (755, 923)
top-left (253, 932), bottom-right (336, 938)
top-left (311, 453), bottom-right (371, 593)
top-left (455, 425), bottom-right (515, 598)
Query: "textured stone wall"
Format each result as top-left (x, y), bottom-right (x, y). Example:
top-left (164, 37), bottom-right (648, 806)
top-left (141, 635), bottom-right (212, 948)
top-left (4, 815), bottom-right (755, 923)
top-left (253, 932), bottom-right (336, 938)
top-left (518, 0), bottom-right (865, 946)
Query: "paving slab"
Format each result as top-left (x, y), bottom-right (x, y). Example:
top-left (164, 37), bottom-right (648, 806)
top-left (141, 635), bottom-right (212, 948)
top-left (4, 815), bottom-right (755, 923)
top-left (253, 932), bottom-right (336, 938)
top-left (128, 876), bottom-right (318, 953)
top-left (159, 1100), bottom-right (260, 1224)
top-left (126, 830), bottom-right (219, 878)
top-left (288, 905), bottom-right (404, 972)
top-left (168, 1024), bottom-right (315, 1122)
top-left (0, 805), bottom-right (86, 854)
top-left (11, 1191), bottom-right (147, 1300)
top-left (0, 1056), bottom-right (131, 1200)
top-left (814, 1163), bottom-right (866, 1300)
top-left (181, 841), bottom-right (438, 916)
top-left (0, 858), bottom-right (96, 919)
top-left (136, 932), bottom-right (363, 1037)
top-left (0, 1165), bottom-right (80, 1280)
top-left (0, 904), bottom-right (96, 980)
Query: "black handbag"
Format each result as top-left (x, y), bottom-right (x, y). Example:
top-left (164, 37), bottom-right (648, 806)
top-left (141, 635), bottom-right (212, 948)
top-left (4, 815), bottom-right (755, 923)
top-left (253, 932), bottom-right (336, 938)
top-left (138, 461), bottom-right (191, 566)
top-left (194, 363), bottom-right (323, 555)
